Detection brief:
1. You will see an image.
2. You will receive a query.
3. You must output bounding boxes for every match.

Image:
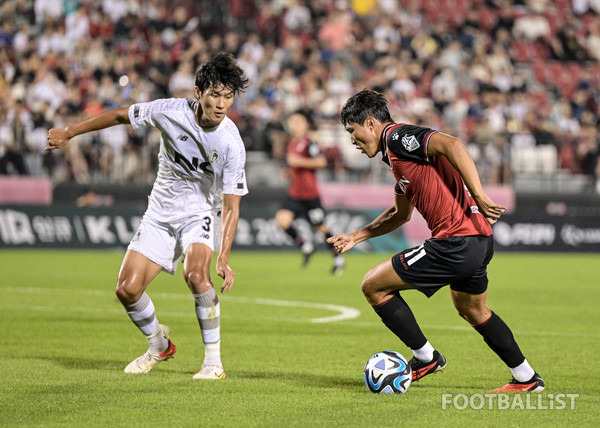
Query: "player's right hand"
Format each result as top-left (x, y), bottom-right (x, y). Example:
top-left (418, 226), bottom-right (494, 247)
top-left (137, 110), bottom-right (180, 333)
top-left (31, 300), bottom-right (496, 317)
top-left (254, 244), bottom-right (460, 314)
top-left (327, 233), bottom-right (356, 254)
top-left (216, 259), bottom-right (235, 293)
top-left (45, 128), bottom-right (70, 151)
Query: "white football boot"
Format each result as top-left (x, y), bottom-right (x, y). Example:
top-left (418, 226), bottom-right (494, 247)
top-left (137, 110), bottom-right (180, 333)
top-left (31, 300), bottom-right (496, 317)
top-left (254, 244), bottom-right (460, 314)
top-left (193, 364), bottom-right (226, 380)
top-left (124, 325), bottom-right (176, 374)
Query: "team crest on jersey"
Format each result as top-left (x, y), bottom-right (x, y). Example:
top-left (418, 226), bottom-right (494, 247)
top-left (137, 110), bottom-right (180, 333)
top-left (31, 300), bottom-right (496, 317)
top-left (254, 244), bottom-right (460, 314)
top-left (402, 135), bottom-right (420, 152)
top-left (208, 149), bottom-right (219, 163)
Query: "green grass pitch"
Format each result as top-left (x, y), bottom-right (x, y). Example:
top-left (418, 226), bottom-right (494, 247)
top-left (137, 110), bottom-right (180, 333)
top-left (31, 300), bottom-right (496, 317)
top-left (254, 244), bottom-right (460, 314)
top-left (1, 249), bottom-right (599, 427)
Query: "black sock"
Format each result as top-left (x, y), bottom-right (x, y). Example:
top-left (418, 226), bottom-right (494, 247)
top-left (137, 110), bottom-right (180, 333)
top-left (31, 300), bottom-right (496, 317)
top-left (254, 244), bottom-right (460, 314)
top-left (373, 293), bottom-right (427, 350)
top-left (284, 226), bottom-right (303, 247)
top-left (325, 232), bottom-right (339, 256)
top-left (474, 311), bottom-right (525, 368)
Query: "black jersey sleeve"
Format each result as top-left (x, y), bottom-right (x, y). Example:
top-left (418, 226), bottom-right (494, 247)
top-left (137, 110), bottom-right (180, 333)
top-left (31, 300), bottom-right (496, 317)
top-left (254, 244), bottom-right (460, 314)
top-left (385, 124), bottom-right (437, 163)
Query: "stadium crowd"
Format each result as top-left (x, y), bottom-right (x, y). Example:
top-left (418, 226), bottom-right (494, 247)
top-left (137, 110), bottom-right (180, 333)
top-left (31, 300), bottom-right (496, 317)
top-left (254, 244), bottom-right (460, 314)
top-left (0, 0), bottom-right (599, 189)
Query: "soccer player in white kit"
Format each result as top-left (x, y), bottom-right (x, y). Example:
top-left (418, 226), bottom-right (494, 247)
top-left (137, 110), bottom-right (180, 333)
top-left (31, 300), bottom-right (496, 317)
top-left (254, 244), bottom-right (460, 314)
top-left (46, 53), bottom-right (249, 379)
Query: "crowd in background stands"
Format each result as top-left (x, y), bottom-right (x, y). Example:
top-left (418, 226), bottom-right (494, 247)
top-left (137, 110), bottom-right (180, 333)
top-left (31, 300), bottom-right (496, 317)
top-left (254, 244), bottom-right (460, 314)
top-left (0, 0), bottom-right (599, 189)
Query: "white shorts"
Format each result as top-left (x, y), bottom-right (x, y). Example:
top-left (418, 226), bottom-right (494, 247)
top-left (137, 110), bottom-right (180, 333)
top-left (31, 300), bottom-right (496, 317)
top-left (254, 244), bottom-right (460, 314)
top-left (128, 211), bottom-right (216, 275)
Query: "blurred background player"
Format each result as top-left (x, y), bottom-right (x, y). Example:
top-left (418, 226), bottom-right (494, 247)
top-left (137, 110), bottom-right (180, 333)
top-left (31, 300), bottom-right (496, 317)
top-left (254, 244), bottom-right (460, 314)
top-left (275, 111), bottom-right (345, 276)
top-left (329, 89), bottom-right (544, 392)
top-left (46, 53), bottom-right (249, 380)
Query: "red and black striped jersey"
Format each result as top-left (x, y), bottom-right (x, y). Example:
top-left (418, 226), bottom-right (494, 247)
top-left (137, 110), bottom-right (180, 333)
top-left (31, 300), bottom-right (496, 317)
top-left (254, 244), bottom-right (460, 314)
top-left (381, 123), bottom-right (492, 239)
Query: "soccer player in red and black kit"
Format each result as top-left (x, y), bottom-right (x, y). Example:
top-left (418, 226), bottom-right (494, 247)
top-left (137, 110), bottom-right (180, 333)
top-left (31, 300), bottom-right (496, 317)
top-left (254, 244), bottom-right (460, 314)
top-left (275, 111), bottom-right (345, 275)
top-left (328, 89), bottom-right (544, 392)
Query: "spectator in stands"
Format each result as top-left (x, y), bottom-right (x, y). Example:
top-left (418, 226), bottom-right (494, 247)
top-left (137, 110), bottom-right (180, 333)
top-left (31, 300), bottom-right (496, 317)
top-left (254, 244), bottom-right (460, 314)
top-left (584, 15), bottom-right (600, 61)
top-left (550, 22), bottom-right (589, 62)
top-left (513, 11), bottom-right (551, 42)
top-left (0, 0), bottom-right (597, 192)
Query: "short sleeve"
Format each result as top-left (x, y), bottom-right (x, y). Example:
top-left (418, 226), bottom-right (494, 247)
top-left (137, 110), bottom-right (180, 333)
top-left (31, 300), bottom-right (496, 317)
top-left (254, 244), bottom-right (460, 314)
top-left (128, 99), bottom-right (172, 130)
top-left (385, 124), bottom-right (437, 163)
top-left (222, 142), bottom-right (249, 196)
top-left (394, 182), bottom-right (404, 195)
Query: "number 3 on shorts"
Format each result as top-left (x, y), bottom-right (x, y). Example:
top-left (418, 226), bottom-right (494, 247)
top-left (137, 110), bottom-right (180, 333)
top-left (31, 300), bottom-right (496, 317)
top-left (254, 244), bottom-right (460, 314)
top-left (202, 216), bottom-right (211, 232)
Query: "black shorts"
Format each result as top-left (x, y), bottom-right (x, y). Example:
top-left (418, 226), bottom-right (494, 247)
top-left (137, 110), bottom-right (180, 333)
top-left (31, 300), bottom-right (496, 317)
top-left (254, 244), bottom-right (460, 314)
top-left (282, 196), bottom-right (325, 226)
top-left (391, 235), bottom-right (494, 298)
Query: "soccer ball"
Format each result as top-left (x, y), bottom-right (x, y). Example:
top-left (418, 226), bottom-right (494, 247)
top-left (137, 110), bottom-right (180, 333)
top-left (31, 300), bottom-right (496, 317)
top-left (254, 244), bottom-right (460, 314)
top-left (363, 351), bottom-right (412, 394)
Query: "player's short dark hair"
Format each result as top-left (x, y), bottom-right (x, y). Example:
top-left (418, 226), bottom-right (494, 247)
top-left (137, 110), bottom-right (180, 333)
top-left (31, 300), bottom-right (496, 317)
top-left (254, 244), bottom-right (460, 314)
top-left (290, 109), bottom-right (315, 129)
top-left (195, 52), bottom-right (249, 95)
top-left (340, 89), bottom-right (393, 127)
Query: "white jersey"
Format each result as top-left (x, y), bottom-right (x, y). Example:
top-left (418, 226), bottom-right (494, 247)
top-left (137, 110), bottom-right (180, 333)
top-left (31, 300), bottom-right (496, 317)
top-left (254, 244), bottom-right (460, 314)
top-left (128, 98), bottom-right (248, 222)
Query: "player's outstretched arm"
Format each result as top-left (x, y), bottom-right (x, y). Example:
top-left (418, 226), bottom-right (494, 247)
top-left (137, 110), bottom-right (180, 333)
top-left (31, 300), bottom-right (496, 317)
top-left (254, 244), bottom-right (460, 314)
top-left (286, 153), bottom-right (327, 169)
top-left (45, 106), bottom-right (131, 151)
top-left (427, 132), bottom-right (506, 224)
top-left (328, 195), bottom-right (413, 253)
top-left (216, 193), bottom-right (242, 293)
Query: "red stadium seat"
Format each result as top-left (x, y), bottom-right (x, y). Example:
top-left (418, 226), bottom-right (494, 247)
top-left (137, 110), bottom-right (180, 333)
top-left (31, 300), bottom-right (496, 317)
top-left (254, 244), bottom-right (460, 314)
top-left (531, 60), bottom-right (548, 84)
top-left (477, 8), bottom-right (498, 31)
top-left (512, 40), bottom-right (531, 63)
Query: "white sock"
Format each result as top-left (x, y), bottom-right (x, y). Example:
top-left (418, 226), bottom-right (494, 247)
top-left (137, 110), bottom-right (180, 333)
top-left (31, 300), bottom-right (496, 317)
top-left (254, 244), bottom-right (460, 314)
top-left (302, 241), bottom-right (314, 254)
top-left (194, 290), bottom-right (222, 366)
top-left (511, 359), bottom-right (535, 382)
top-left (124, 293), bottom-right (167, 353)
top-left (147, 325), bottom-right (168, 354)
top-left (204, 341), bottom-right (222, 367)
top-left (412, 341), bottom-right (435, 362)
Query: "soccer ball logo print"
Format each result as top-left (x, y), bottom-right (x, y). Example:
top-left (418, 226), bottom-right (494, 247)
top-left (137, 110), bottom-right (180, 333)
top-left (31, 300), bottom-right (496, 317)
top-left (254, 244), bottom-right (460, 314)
top-left (363, 351), bottom-right (412, 394)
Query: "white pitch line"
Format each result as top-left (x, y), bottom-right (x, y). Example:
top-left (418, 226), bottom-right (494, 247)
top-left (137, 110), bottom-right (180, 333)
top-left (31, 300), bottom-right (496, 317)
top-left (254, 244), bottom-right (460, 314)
top-left (227, 296), bottom-right (361, 323)
top-left (6, 287), bottom-right (596, 338)
top-left (3, 286), bottom-right (360, 324)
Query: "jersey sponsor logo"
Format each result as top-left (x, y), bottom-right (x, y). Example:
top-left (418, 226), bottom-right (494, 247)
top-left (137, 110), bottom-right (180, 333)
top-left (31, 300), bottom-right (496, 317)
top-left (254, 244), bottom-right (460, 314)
top-left (402, 135), bottom-right (420, 152)
top-left (173, 149), bottom-right (214, 174)
top-left (133, 105), bottom-right (140, 119)
top-left (177, 134), bottom-right (189, 141)
top-left (208, 149), bottom-right (219, 163)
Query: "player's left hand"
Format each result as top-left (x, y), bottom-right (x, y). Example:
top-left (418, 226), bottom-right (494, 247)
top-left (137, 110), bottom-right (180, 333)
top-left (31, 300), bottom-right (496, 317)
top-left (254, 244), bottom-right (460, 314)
top-left (475, 194), bottom-right (507, 225)
top-left (216, 259), bottom-right (235, 293)
top-left (327, 233), bottom-right (356, 254)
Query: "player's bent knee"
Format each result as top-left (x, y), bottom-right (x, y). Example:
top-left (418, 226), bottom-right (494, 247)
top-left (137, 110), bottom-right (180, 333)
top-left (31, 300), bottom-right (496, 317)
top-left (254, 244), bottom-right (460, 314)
top-left (115, 279), bottom-right (143, 304)
top-left (361, 271), bottom-right (379, 300)
top-left (185, 270), bottom-right (212, 293)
